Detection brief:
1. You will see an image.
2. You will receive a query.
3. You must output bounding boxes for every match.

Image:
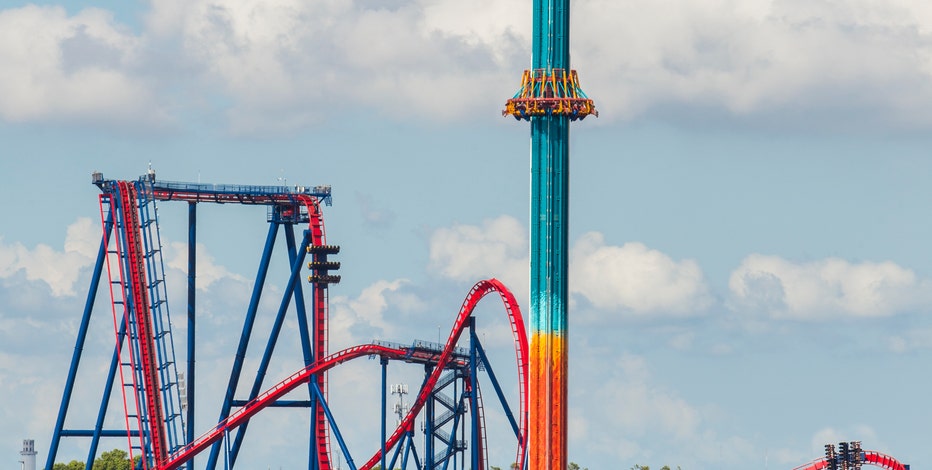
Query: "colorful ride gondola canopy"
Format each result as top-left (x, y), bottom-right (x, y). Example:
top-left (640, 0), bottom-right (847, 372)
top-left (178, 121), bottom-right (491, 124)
top-left (503, 68), bottom-right (598, 121)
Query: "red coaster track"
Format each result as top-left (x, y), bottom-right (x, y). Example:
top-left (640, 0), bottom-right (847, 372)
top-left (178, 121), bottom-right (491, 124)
top-left (49, 174), bottom-right (527, 470)
top-left (792, 450), bottom-right (909, 470)
top-left (158, 278), bottom-right (528, 470)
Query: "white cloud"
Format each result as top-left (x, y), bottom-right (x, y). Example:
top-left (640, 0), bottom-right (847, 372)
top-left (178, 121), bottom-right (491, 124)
top-left (0, 218), bottom-right (97, 296)
top-left (574, 352), bottom-right (757, 466)
top-left (571, 232), bottom-right (712, 315)
top-left (430, 216), bottom-right (712, 315)
top-left (575, 0), bottom-right (932, 128)
top-left (599, 355), bottom-right (701, 439)
top-left (429, 216), bottom-right (712, 317)
top-left (141, 0), bottom-right (526, 133)
top-left (428, 215), bottom-right (529, 299)
top-left (729, 254), bottom-right (931, 319)
top-left (163, 241), bottom-right (246, 290)
top-left (328, 278), bottom-right (422, 349)
top-left (6, 1), bottom-right (932, 130)
top-left (152, 0), bottom-right (932, 131)
top-left (886, 327), bottom-right (932, 353)
top-left (0, 5), bottom-right (166, 126)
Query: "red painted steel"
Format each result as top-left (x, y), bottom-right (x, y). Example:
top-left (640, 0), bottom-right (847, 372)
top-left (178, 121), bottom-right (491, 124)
top-left (357, 278), bottom-right (527, 470)
top-left (864, 451), bottom-right (909, 470)
top-left (159, 344), bottom-right (404, 470)
top-left (151, 189), bottom-right (311, 206)
top-left (791, 451), bottom-right (907, 470)
top-left (157, 278), bottom-right (528, 470)
top-left (296, 194), bottom-right (333, 470)
top-left (119, 182), bottom-right (169, 465)
top-left (102, 182), bottom-right (169, 466)
top-left (154, 185), bottom-right (335, 468)
top-left (99, 194), bottom-right (145, 464)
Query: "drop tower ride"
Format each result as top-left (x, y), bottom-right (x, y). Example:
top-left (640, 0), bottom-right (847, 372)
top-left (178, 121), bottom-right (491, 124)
top-left (503, 0), bottom-right (596, 469)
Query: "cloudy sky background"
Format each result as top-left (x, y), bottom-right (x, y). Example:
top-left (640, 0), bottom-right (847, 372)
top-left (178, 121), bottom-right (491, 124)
top-left (2, 0), bottom-right (932, 468)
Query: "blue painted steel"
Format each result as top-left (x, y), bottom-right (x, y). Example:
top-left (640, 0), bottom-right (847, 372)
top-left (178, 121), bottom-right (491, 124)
top-left (60, 430), bottom-right (141, 437)
top-left (387, 434), bottom-right (404, 470)
top-left (224, 226), bottom-right (312, 467)
top-left (422, 366), bottom-right (469, 470)
top-left (46, 215), bottom-right (112, 469)
top-left (187, 202), bottom-right (196, 470)
top-left (223, 430), bottom-right (231, 470)
top-left (284, 228), bottom-right (317, 470)
top-left (53, 174), bottom-right (336, 470)
top-left (286, 229), bottom-right (314, 371)
top-left (87, 318), bottom-right (128, 469)
top-left (310, 382), bottom-right (357, 470)
top-left (207, 223), bottom-right (279, 470)
top-left (150, 179), bottom-right (333, 206)
top-left (439, 401), bottom-right (464, 470)
top-left (381, 358), bottom-right (388, 470)
top-left (230, 400), bottom-right (313, 407)
top-left (424, 365), bottom-right (434, 469)
top-left (136, 181), bottom-right (185, 454)
top-left (402, 431), bottom-right (421, 470)
top-left (111, 185), bottom-right (157, 461)
top-left (469, 318), bottom-right (479, 470)
top-left (474, 337), bottom-right (521, 438)
top-left (229, 225), bottom-right (310, 464)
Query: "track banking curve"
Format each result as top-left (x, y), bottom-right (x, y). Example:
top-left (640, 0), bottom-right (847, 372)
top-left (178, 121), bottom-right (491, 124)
top-left (158, 278), bottom-right (528, 470)
top-left (792, 451), bottom-right (908, 470)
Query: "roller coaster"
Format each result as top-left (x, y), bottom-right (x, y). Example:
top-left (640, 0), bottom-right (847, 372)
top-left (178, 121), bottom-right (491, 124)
top-left (791, 442), bottom-right (909, 470)
top-left (47, 170), bottom-right (528, 470)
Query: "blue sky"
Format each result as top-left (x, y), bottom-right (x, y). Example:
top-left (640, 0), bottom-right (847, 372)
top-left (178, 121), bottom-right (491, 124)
top-left (2, 1), bottom-right (932, 469)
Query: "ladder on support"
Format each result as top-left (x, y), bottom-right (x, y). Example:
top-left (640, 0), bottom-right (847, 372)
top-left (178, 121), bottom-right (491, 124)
top-left (99, 180), bottom-right (184, 468)
top-left (137, 179), bottom-right (186, 456)
top-left (100, 191), bottom-right (151, 466)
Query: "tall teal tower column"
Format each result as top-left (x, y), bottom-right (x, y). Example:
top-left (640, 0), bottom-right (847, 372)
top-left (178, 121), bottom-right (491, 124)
top-left (503, 0), bottom-right (596, 468)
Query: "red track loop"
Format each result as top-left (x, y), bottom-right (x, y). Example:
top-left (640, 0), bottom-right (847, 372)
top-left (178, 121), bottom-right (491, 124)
top-left (792, 451), bottom-right (908, 470)
top-left (359, 278), bottom-right (529, 470)
top-left (158, 279), bottom-right (528, 470)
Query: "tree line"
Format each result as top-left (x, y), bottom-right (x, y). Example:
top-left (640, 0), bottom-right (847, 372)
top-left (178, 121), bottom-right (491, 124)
top-left (53, 449), bottom-right (141, 470)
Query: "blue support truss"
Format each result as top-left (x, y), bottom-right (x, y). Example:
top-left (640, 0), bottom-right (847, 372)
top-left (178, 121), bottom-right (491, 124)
top-left (49, 172), bottom-right (338, 470)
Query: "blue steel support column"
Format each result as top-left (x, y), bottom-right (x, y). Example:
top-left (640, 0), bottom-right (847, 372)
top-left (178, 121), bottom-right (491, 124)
top-left (283, 227), bottom-right (317, 470)
top-left (186, 201), bottom-right (196, 470)
top-left (309, 383), bottom-right (357, 470)
top-left (228, 226), bottom-right (310, 465)
top-left (86, 318), bottom-right (128, 469)
top-left (207, 222), bottom-right (279, 470)
top-left (381, 358), bottom-right (388, 470)
top-left (424, 364), bottom-right (434, 470)
top-left (47, 216), bottom-right (112, 469)
top-left (469, 317), bottom-right (480, 470)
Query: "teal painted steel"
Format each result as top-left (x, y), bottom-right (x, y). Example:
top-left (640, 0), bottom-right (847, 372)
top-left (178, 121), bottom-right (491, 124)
top-left (530, 0), bottom-right (571, 336)
top-left (533, 0), bottom-right (569, 70)
top-left (530, 115), bottom-right (570, 337)
top-left (530, 2), bottom-right (572, 469)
